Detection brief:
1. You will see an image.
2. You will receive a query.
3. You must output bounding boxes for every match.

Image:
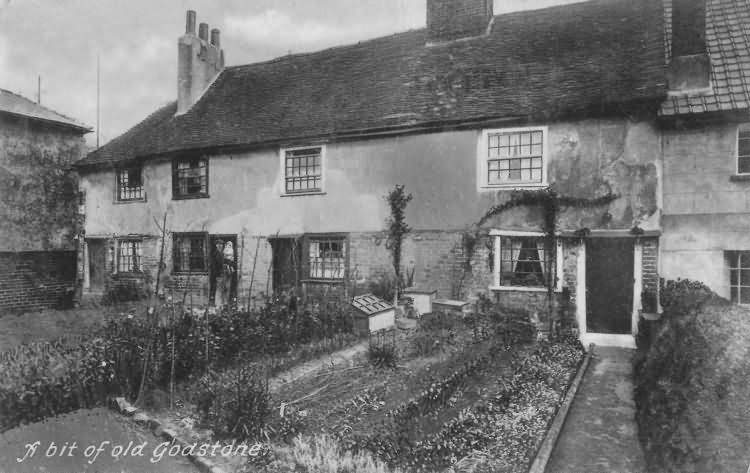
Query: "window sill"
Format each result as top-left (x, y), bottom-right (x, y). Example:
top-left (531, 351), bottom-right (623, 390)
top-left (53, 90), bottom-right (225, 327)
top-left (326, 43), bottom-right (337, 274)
top-left (172, 194), bottom-right (210, 200)
top-left (729, 174), bottom-right (750, 182)
top-left (490, 285), bottom-right (562, 293)
top-left (281, 191), bottom-right (326, 197)
top-left (302, 278), bottom-right (344, 284)
top-left (114, 198), bottom-right (147, 205)
top-left (479, 183), bottom-right (548, 192)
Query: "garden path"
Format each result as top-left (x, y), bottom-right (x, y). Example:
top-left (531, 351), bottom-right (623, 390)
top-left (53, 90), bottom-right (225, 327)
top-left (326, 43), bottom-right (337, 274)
top-left (269, 340), bottom-right (368, 392)
top-left (545, 346), bottom-right (646, 473)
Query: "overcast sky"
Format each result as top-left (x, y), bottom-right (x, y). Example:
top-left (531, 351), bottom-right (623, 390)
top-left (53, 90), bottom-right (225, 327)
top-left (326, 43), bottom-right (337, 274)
top-left (0, 0), bottom-right (581, 146)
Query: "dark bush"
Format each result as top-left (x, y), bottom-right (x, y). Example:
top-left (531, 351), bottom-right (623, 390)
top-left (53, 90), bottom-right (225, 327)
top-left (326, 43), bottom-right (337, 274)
top-left (635, 280), bottom-right (750, 473)
top-left (195, 363), bottom-right (271, 440)
top-left (368, 329), bottom-right (398, 369)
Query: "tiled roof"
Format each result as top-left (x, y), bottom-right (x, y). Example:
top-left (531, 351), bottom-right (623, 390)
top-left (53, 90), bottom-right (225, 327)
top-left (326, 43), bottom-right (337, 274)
top-left (0, 88), bottom-right (91, 132)
top-left (77, 0), bottom-right (666, 168)
top-left (660, 0), bottom-right (750, 115)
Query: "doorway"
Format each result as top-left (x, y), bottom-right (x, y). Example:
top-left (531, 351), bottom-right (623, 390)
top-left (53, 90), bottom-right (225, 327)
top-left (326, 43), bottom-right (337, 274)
top-left (209, 234), bottom-right (238, 305)
top-left (86, 239), bottom-right (107, 293)
top-left (270, 237), bottom-right (301, 295)
top-left (585, 238), bottom-right (634, 334)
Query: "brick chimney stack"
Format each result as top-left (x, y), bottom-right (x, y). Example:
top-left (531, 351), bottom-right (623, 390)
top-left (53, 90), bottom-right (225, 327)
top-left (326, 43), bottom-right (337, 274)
top-left (177, 10), bottom-right (225, 115)
top-left (667, 0), bottom-right (711, 93)
top-left (426, 0), bottom-right (493, 43)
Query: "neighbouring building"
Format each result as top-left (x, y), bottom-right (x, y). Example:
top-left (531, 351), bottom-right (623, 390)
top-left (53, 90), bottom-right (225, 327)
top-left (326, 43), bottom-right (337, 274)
top-left (73, 0), bottom-right (749, 347)
top-left (0, 89), bottom-right (91, 311)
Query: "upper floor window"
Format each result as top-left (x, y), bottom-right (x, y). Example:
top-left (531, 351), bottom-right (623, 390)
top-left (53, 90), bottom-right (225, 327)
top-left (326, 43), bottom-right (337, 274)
top-left (490, 230), bottom-right (562, 291)
top-left (737, 125), bottom-right (750, 174)
top-left (116, 167), bottom-right (144, 201)
top-left (173, 157), bottom-right (208, 199)
top-left (173, 232), bottom-right (208, 272)
top-left (479, 127), bottom-right (548, 189)
top-left (117, 239), bottom-right (142, 272)
top-left (281, 146), bottom-right (325, 195)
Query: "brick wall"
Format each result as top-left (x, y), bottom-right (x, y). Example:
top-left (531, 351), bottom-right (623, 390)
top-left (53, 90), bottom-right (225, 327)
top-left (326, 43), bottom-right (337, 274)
top-left (0, 251), bottom-right (76, 312)
top-left (642, 237), bottom-right (659, 293)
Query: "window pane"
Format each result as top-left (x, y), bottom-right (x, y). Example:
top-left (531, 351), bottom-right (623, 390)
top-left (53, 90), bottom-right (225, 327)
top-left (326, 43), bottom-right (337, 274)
top-left (730, 269), bottom-right (738, 285)
top-left (499, 236), bottom-right (551, 288)
top-left (308, 237), bottom-right (345, 279)
top-left (740, 252), bottom-right (750, 267)
top-left (731, 286), bottom-right (739, 303)
top-left (485, 130), bottom-right (544, 185)
top-left (285, 148), bottom-right (322, 193)
top-left (741, 287), bottom-right (750, 304)
top-left (739, 156), bottom-right (750, 174)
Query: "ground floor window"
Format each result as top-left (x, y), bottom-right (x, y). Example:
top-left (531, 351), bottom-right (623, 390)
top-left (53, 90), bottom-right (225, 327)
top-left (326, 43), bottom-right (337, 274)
top-left (727, 251), bottom-right (750, 304)
top-left (117, 239), bottom-right (142, 272)
top-left (173, 233), bottom-right (207, 272)
top-left (308, 236), bottom-right (346, 279)
top-left (492, 231), bottom-right (562, 290)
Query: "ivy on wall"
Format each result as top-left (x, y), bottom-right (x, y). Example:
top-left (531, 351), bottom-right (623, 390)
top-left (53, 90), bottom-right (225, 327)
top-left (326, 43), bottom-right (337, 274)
top-left (458, 188), bottom-right (619, 332)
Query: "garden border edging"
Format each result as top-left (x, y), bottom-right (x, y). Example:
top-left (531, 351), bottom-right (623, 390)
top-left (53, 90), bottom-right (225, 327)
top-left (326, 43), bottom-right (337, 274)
top-left (109, 397), bottom-right (229, 473)
top-left (527, 343), bottom-right (593, 473)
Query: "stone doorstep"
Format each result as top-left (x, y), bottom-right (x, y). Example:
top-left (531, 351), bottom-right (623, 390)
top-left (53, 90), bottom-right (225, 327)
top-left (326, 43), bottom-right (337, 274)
top-left (527, 344), bottom-right (593, 473)
top-left (110, 397), bottom-right (229, 473)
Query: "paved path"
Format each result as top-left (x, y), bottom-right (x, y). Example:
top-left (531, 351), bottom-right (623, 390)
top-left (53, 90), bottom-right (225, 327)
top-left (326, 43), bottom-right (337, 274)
top-left (546, 346), bottom-right (647, 473)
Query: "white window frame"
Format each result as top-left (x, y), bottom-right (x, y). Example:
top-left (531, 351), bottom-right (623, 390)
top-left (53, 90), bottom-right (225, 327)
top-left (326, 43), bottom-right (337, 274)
top-left (736, 123), bottom-right (750, 176)
top-left (478, 126), bottom-right (549, 191)
top-left (489, 229), bottom-right (563, 292)
top-left (279, 145), bottom-right (326, 196)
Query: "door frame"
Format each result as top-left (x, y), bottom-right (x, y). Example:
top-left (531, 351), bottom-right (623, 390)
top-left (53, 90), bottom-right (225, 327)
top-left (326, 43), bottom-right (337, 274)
top-left (576, 235), bottom-right (643, 348)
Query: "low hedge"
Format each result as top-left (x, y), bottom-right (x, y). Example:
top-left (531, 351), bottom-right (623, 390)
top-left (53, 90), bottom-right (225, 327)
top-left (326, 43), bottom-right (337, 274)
top-left (635, 279), bottom-right (750, 473)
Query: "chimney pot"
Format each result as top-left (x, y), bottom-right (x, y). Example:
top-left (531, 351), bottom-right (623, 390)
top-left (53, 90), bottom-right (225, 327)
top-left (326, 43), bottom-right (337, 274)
top-left (185, 10), bottom-right (196, 34)
top-left (198, 23), bottom-right (209, 41)
top-left (210, 28), bottom-right (221, 47)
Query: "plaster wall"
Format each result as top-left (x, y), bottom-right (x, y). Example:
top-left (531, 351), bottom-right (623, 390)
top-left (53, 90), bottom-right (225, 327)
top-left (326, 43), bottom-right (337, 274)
top-left (80, 116), bottom-right (661, 301)
top-left (662, 123), bottom-right (750, 298)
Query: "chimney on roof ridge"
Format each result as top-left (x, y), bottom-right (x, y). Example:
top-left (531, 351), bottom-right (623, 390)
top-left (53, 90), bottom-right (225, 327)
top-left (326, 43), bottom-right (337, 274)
top-left (426, 0), bottom-right (493, 44)
top-left (177, 11), bottom-right (225, 115)
top-left (667, 0), bottom-right (711, 94)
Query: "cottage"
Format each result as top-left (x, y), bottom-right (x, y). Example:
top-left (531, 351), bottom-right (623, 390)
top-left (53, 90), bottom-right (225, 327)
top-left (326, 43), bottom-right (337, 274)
top-left (0, 89), bottom-right (90, 311)
top-left (73, 0), bottom-right (750, 347)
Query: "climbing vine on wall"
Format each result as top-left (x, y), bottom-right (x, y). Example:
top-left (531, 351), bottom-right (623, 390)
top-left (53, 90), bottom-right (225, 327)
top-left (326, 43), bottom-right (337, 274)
top-left (459, 188), bottom-right (619, 332)
top-left (385, 185), bottom-right (413, 304)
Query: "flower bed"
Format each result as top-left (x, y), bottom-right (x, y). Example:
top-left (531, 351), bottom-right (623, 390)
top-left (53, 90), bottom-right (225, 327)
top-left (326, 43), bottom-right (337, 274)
top-left (0, 300), bottom-right (357, 432)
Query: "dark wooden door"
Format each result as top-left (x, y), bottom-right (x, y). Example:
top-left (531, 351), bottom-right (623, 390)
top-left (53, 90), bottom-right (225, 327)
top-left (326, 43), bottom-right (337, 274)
top-left (586, 238), bottom-right (634, 334)
top-left (270, 238), bottom-right (301, 294)
top-left (87, 239), bottom-right (106, 292)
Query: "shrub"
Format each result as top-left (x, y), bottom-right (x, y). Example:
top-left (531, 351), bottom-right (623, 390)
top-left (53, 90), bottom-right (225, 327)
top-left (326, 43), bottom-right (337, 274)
top-left (659, 278), bottom-right (721, 315)
top-left (411, 311), bottom-right (458, 357)
top-left (195, 363), bottom-right (271, 440)
top-left (368, 330), bottom-right (398, 369)
top-left (634, 296), bottom-right (750, 473)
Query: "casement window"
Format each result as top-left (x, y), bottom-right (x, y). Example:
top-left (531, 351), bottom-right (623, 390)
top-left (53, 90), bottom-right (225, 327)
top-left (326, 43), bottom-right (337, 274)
top-left (479, 127), bottom-right (548, 189)
top-left (117, 239), bottom-right (142, 272)
top-left (490, 231), bottom-right (563, 291)
top-left (172, 157), bottom-right (208, 199)
top-left (280, 146), bottom-right (325, 195)
top-left (727, 251), bottom-right (750, 304)
top-left (116, 167), bottom-right (144, 201)
top-left (307, 236), bottom-right (346, 280)
top-left (173, 233), bottom-right (208, 272)
top-left (737, 125), bottom-right (750, 174)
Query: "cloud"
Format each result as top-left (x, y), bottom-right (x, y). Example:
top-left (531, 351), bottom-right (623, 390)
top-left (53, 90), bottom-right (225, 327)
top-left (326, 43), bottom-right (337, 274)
top-left (226, 9), bottom-right (369, 53)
